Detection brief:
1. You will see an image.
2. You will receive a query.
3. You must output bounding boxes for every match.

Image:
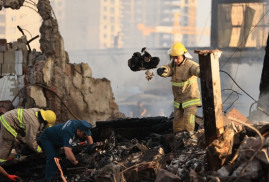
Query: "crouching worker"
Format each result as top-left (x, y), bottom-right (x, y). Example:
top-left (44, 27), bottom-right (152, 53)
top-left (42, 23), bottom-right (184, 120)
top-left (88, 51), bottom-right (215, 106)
top-left (0, 108), bottom-right (56, 181)
top-left (39, 120), bottom-right (93, 181)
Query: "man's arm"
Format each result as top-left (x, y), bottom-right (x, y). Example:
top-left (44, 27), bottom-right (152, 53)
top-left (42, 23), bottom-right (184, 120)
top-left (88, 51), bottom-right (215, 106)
top-left (87, 136), bottom-right (93, 145)
top-left (189, 62), bottom-right (200, 77)
top-left (0, 166), bottom-right (19, 181)
top-left (63, 147), bottom-right (78, 165)
top-left (0, 166), bottom-right (9, 177)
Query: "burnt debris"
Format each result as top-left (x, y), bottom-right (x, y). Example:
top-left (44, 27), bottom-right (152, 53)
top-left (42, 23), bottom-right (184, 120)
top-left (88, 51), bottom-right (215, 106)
top-left (128, 48), bottom-right (160, 72)
top-left (1, 116), bottom-right (269, 182)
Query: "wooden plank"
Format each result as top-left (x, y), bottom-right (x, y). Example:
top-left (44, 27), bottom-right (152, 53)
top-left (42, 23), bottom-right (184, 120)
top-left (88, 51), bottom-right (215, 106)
top-left (258, 33), bottom-right (269, 114)
top-left (195, 50), bottom-right (224, 145)
top-left (196, 50), bottom-right (224, 170)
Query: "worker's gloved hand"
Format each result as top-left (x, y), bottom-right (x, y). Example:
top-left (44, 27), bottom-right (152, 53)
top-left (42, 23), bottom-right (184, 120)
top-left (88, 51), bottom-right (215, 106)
top-left (84, 143), bottom-right (97, 154)
top-left (7, 174), bottom-right (20, 181)
top-left (157, 67), bottom-right (166, 76)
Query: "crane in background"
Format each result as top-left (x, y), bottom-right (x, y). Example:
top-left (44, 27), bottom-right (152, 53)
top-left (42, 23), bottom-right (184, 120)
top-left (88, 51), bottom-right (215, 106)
top-left (137, 12), bottom-right (210, 43)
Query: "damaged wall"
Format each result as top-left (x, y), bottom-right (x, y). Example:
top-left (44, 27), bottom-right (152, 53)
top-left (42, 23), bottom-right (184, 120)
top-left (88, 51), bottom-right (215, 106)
top-left (0, 0), bottom-right (124, 125)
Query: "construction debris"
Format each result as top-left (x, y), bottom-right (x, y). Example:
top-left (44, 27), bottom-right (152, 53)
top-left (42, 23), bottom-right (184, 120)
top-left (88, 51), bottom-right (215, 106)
top-left (0, 115), bottom-right (268, 182)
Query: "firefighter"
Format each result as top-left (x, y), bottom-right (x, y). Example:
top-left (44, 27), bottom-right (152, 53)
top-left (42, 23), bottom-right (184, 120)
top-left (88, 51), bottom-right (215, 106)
top-left (0, 108), bottom-right (56, 181)
top-left (157, 42), bottom-right (201, 134)
top-left (38, 120), bottom-right (94, 181)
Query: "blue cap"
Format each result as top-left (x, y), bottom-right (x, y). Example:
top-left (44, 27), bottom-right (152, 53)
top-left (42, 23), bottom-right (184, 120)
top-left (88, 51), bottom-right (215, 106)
top-left (79, 120), bottom-right (92, 136)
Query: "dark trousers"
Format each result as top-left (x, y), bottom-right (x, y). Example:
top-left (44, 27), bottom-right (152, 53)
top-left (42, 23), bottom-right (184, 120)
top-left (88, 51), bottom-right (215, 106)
top-left (39, 131), bottom-right (58, 181)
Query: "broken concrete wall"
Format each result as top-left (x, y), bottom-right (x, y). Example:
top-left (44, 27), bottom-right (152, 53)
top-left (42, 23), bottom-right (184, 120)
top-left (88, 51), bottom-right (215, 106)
top-left (0, 0), bottom-right (124, 124)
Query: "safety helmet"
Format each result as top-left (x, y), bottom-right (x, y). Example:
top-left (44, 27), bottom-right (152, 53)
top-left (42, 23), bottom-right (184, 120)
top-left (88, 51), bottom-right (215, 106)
top-left (168, 42), bottom-right (188, 56)
top-left (40, 109), bottom-right (56, 126)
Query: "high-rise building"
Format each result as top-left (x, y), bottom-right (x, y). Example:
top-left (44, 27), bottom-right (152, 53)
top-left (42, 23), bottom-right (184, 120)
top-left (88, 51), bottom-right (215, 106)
top-left (52, 0), bottom-right (122, 51)
top-left (121, 0), bottom-right (198, 48)
top-left (53, 0), bottom-right (198, 50)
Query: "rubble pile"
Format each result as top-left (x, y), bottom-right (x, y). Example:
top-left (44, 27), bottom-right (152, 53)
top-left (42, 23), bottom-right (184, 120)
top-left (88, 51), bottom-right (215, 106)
top-left (0, 117), bottom-right (268, 182)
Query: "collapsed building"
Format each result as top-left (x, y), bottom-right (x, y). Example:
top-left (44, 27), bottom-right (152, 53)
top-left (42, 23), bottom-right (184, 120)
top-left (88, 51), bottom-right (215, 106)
top-left (0, 0), bottom-right (124, 125)
top-left (0, 0), bottom-right (269, 182)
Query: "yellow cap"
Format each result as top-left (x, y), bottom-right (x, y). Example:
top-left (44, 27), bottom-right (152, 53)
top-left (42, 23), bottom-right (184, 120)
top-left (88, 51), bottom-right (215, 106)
top-left (168, 42), bottom-right (187, 56)
top-left (40, 109), bottom-right (56, 126)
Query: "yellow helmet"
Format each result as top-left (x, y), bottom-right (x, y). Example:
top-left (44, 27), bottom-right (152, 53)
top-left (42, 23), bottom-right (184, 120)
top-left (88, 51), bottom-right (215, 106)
top-left (40, 109), bottom-right (56, 126)
top-left (168, 42), bottom-right (187, 56)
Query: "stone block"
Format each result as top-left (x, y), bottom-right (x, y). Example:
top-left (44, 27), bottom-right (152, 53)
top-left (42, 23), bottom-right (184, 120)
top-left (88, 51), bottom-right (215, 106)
top-left (2, 63), bottom-right (15, 74)
top-left (81, 63), bottom-right (92, 78)
top-left (29, 86), bottom-right (47, 107)
top-left (2, 50), bottom-right (16, 74)
top-left (0, 52), bottom-right (3, 64)
top-left (3, 50), bottom-right (15, 64)
top-left (65, 64), bottom-right (71, 76)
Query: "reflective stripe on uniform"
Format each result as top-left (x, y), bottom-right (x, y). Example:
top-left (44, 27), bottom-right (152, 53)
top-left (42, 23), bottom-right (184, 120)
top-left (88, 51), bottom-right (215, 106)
top-left (172, 79), bottom-right (197, 87)
top-left (173, 101), bottom-right (180, 108)
top-left (0, 115), bottom-right (17, 138)
top-left (37, 145), bottom-right (42, 153)
top-left (182, 98), bottom-right (201, 108)
top-left (0, 159), bottom-right (6, 163)
top-left (190, 114), bottom-right (195, 124)
top-left (174, 98), bottom-right (201, 109)
top-left (17, 108), bottom-right (25, 132)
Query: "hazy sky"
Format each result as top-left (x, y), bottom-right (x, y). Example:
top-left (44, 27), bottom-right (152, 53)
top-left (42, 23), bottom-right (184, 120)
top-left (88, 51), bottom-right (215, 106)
top-left (196, 0), bottom-right (211, 46)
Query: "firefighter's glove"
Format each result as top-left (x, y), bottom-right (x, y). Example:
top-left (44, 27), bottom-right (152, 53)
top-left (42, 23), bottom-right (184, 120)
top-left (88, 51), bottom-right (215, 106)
top-left (157, 67), bottom-right (166, 76)
top-left (84, 143), bottom-right (97, 154)
top-left (8, 175), bottom-right (20, 181)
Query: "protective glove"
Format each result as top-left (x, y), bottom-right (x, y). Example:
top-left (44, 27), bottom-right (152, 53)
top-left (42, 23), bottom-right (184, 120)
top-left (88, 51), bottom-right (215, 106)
top-left (7, 174), bottom-right (20, 181)
top-left (157, 67), bottom-right (166, 76)
top-left (84, 143), bottom-right (97, 154)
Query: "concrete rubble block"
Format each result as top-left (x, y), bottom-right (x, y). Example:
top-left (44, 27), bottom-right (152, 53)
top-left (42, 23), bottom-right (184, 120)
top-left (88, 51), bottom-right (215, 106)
top-left (28, 85), bottom-right (47, 107)
top-left (239, 136), bottom-right (269, 164)
top-left (95, 164), bottom-right (124, 182)
top-left (123, 148), bottom-right (165, 182)
top-left (42, 59), bottom-right (53, 85)
top-left (74, 63), bottom-right (82, 74)
top-left (155, 169), bottom-right (181, 182)
top-left (37, 0), bottom-right (52, 20)
top-left (256, 148), bottom-right (269, 164)
top-left (253, 121), bottom-right (269, 134)
top-left (65, 63), bottom-right (71, 76)
top-left (2, 50), bottom-right (15, 74)
top-left (0, 51), bottom-right (3, 64)
top-left (12, 42), bottom-right (27, 52)
top-left (54, 36), bottom-right (65, 59)
top-left (81, 63), bottom-right (92, 78)
top-left (239, 137), bottom-right (262, 160)
top-left (72, 71), bottom-right (82, 89)
top-left (0, 39), bottom-right (7, 51)
top-left (4, 0), bottom-right (23, 9)
top-left (232, 159), bottom-right (262, 179)
top-left (15, 50), bottom-right (23, 63)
